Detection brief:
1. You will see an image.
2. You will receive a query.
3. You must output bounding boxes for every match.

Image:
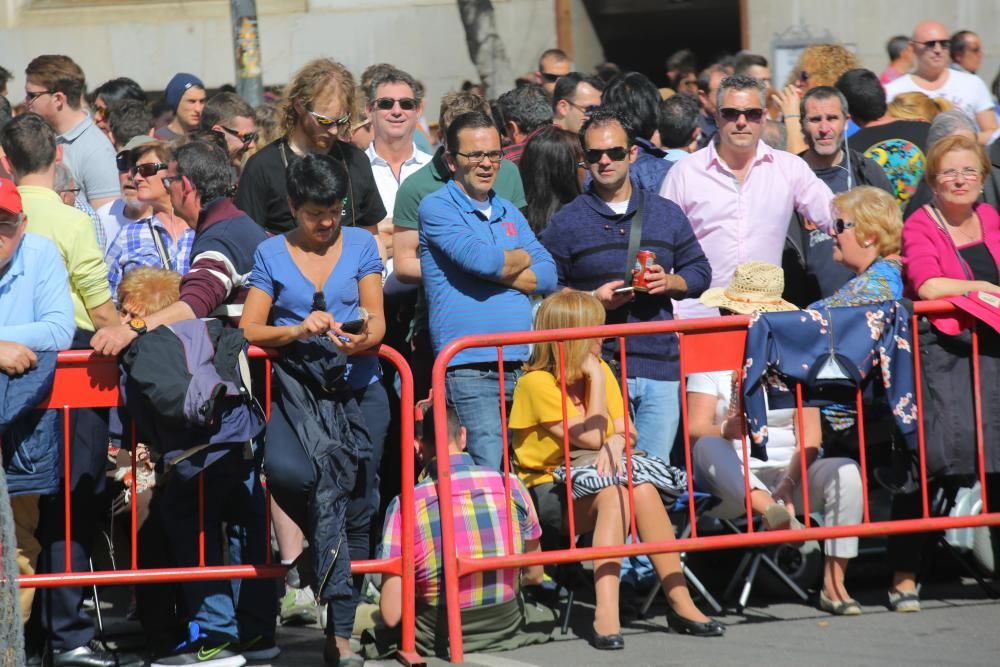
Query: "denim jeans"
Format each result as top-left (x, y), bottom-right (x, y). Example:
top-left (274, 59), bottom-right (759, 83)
top-left (444, 366), bottom-right (520, 471)
top-left (621, 377), bottom-right (680, 587)
top-left (158, 447), bottom-right (274, 642)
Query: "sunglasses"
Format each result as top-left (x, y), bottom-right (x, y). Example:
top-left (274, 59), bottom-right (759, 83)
top-left (569, 101), bottom-right (600, 116)
top-left (308, 109), bottom-right (352, 128)
top-left (131, 162), bottom-right (169, 178)
top-left (539, 71), bottom-right (562, 83)
top-left (220, 126), bottom-right (257, 146)
top-left (912, 38), bottom-right (951, 50)
top-left (583, 146), bottom-right (629, 164)
top-left (719, 107), bottom-right (765, 123)
top-left (0, 214), bottom-right (24, 232)
top-left (455, 150), bottom-right (504, 165)
top-left (834, 218), bottom-right (856, 234)
top-left (373, 97), bottom-right (418, 111)
top-left (25, 89), bottom-right (54, 105)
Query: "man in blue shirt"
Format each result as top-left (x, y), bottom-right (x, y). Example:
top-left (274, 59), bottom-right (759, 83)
top-left (419, 111), bottom-right (557, 470)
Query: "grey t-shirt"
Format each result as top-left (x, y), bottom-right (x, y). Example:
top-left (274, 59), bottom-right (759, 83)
top-left (58, 115), bottom-right (120, 205)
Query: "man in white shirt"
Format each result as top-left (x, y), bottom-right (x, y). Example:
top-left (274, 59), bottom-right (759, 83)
top-left (884, 20), bottom-right (997, 144)
top-left (364, 66), bottom-right (432, 258)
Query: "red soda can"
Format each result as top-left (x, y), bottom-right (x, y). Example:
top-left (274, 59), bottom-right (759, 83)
top-left (632, 250), bottom-right (656, 291)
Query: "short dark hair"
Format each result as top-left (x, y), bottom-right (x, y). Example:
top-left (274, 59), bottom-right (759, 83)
top-left (666, 49), bottom-right (697, 72)
top-left (438, 91), bottom-right (492, 143)
top-left (835, 69), bottom-right (886, 124)
top-left (697, 64), bottom-right (728, 94)
top-left (364, 66), bottom-right (422, 104)
top-left (950, 30), bottom-right (977, 60)
top-left (446, 111), bottom-right (497, 155)
top-left (538, 48), bottom-right (569, 71)
top-left (658, 93), bottom-right (700, 149)
top-left (0, 96), bottom-right (12, 134)
top-left (0, 112), bottom-right (57, 175)
top-left (421, 403), bottom-right (463, 450)
top-left (0, 66), bottom-right (12, 89)
top-left (799, 85), bottom-right (849, 119)
top-left (173, 140), bottom-right (232, 202)
top-left (107, 99), bottom-right (152, 148)
top-left (733, 53), bottom-right (768, 75)
top-left (887, 35), bottom-right (910, 61)
top-left (601, 71), bottom-right (660, 141)
top-left (552, 72), bottom-right (605, 107)
top-left (579, 107), bottom-right (634, 149)
top-left (496, 84), bottom-right (553, 136)
top-left (286, 153), bottom-right (349, 209)
top-left (25, 55), bottom-right (86, 110)
top-left (91, 77), bottom-right (146, 108)
top-left (199, 92), bottom-right (255, 131)
top-left (716, 74), bottom-right (766, 110)
top-left (594, 62), bottom-right (621, 83)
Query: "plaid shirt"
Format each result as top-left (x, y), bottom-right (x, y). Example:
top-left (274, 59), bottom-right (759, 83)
top-left (106, 215), bottom-right (195, 303)
top-left (74, 196), bottom-right (106, 250)
top-left (378, 452), bottom-right (541, 609)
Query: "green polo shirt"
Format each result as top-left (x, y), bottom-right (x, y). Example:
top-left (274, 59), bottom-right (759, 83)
top-left (393, 147), bottom-right (526, 230)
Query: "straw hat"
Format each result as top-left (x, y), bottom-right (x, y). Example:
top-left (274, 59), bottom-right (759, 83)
top-left (699, 261), bottom-right (798, 314)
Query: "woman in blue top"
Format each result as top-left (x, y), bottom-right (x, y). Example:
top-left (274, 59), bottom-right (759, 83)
top-left (241, 153), bottom-right (385, 666)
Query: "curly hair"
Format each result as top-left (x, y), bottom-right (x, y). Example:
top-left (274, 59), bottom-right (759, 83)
top-left (118, 267), bottom-right (181, 316)
top-left (887, 91), bottom-right (951, 122)
top-left (786, 44), bottom-right (860, 90)
top-left (278, 58), bottom-right (355, 135)
top-left (831, 186), bottom-right (902, 257)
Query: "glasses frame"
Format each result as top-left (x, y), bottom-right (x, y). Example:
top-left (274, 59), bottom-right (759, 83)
top-left (937, 167), bottom-right (982, 183)
top-left (719, 107), bottom-right (766, 123)
top-left (454, 150), bottom-right (504, 165)
top-left (373, 97), bottom-right (418, 111)
top-left (25, 89), bottom-right (54, 107)
top-left (131, 162), bottom-right (170, 178)
top-left (568, 100), bottom-right (600, 116)
top-left (220, 125), bottom-right (258, 146)
top-left (539, 71), bottom-right (563, 83)
top-left (834, 218), bottom-right (856, 234)
top-left (583, 146), bottom-right (630, 164)
top-left (308, 109), bottom-right (352, 128)
top-left (912, 38), bottom-right (951, 50)
top-left (0, 213), bottom-right (25, 233)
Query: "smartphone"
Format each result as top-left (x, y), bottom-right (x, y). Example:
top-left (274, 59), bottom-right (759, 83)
top-left (612, 286), bottom-right (635, 295)
top-left (340, 318), bottom-right (365, 335)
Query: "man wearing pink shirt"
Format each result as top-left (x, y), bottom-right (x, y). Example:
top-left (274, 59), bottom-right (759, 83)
top-left (660, 74), bottom-right (835, 320)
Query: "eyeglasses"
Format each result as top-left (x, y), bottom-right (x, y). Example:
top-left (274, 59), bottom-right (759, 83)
top-left (938, 167), bottom-right (981, 182)
top-left (912, 38), bottom-right (951, 50)
top-left (25, 89), bottom-right (54, 106)
top-left (131, 162), bottom-right (169, 178)
top-left (220, 126), bottom-right (257, 146)
top-left (454, 150), bottom-right (504, 165)
top-left (797, 71), bottom-right (810, 85)
top-left (93, 105), bottom-right (108, 121)
top-left (373, 97), bottom-right (418, 111)
top-left (58, 187), bottom-right (82, 197)
top-left (835, 218), bottom-right (856, 234)
top-left (161, 174), bottom-right (180, 189)
top-left (568, 101), bottom-right (600, 116)
top-left (0, 214), bottom-right (24, 233)
top-left (539, 71), bottom-right (563, 83)
top-left (308, 109), bottom-right (351, 128)
top-left (583, 146), bottom-right (629, 163)
top-left (719, 107), bottom-right (765, 123)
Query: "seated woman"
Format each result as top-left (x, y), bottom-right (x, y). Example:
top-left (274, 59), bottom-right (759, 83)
top-left (509, 291), bottom-right (724, 650)
top-left (893, 133), bottom-right (1000, 612)
top-left (691, 262), bottom-right (864, 616)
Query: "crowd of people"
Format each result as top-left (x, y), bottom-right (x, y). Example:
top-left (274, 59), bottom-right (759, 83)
top-left (1, 15), bottom-right (1000, 667)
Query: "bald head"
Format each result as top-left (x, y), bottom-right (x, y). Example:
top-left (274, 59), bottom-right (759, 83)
top-left (911, 20), bottom-right (951, 78)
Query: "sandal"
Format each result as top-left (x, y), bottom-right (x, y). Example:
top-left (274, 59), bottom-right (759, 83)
top-left (763, 502), bottom-right (804, 531)
top-left (819, 590), bottom-right (862, 616)
top-left (888, 588), bottom-right (921, 613)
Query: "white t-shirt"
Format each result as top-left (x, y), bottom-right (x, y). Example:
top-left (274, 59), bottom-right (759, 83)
top-left (605, 199), bottom-right (629, 215)
top-left (686, 370), bottom-right (798, 468)
top-left (365, 142), bottom-right (432, 218)
top-left (884, 70), bottom-right (993, 128)
top-left (96, 199), bottom-right (143, 257)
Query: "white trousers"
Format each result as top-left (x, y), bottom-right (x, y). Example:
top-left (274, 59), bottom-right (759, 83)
top-left (692, 436), bottom-right (863, 558)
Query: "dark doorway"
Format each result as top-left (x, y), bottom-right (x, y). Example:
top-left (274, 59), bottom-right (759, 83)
top-left (582, 0), bottom-right (743, 86)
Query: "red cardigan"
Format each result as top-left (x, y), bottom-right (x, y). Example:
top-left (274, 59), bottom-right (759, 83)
top-left (902, 202), bottom-right (1000, 334)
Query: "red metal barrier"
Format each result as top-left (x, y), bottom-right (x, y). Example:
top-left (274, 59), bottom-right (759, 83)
top-left (17, 345), bottom-right (420, 664)
top-left (430, 300), bottom-right (1000, 662)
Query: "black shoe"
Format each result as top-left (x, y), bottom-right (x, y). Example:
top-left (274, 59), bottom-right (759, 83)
top-left (590, 630), bottom-right (625, 650)
top-left (665, 606), bottom-right (725, 637)
top-left (50, 639), bottom-right (145, 667)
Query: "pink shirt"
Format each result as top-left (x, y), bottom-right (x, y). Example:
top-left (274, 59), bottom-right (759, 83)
top-left (660, 139), bottom-right (835, 319)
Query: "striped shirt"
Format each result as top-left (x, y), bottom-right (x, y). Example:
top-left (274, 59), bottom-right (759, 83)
top-left (378, 452), bottom-right (541, 609)
top-left (105, 215), bottom-right (195, 303)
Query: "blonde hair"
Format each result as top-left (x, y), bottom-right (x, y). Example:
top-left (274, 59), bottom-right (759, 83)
top-left (279, 58), bottom-right (355, 135)
top-left (887, 92), bottom-right (951, 122)
top-left (923, 133), bottom-right (990, 186)
top-left (786, 44), bottom-right (860, 89)
top-left (118, 267), bottom-right (181, 316)
top-left (832, 186), bottom-right (902, 256)
top-left (523, 291), bottom-right (605, 382)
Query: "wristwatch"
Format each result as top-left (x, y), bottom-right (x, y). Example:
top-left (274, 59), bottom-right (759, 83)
top-left (128, 317), bottom-right (147, 336)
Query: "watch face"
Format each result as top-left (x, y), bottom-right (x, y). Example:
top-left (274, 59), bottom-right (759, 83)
top-left (130, 318), bottom-right (145, 329)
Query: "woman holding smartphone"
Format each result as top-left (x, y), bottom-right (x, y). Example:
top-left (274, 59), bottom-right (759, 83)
top-left (241, 152), bottom-right (386, 666)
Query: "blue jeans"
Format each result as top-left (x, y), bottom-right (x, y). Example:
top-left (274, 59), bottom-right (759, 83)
top-left (159, 447), bottom-right (274, 642)
top-left (445, 366), bottom-right (520, 471)
top-left (621, 377), bottom-right (680, 587)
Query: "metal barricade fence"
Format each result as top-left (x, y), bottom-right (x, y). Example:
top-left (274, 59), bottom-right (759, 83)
top-left (430, 300), bottom-right (1000, 662)
top-left (14, 345), bottom-right (421, 665)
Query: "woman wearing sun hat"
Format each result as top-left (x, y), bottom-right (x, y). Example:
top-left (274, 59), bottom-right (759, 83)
top-left (686, 261), bottom-right (865, 616)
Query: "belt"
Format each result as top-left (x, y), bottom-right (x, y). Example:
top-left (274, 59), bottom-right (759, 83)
top-left (449, 361), bottom-right (523, 373)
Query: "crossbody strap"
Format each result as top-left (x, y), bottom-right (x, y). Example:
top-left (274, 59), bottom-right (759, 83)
top-left (146, 218), bottom-right (172, 271)
top-left (924, 203), bottom-right (974, 281)
top-left (624, 190), bottom-right (646, 283)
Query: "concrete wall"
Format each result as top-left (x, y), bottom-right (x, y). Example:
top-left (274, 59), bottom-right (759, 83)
top-left (0, 0), bottom-right (602, 121)
top-left (747, 0), bottom-right (1000, 90)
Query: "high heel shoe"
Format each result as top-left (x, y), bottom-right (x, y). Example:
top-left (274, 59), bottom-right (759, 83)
top-left (665, 606), bottom-right (725, 637)
top-left (590, 626), bottom-right (625, 650)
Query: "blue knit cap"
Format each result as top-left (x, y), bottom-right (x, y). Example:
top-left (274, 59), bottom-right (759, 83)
top-left (164, 73), bottom-right (204, 111)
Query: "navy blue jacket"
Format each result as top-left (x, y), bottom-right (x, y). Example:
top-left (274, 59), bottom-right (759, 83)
top-left (741, 302), bottom-right (917, 461)
top-left (1, 352), bottom-right (61, 496)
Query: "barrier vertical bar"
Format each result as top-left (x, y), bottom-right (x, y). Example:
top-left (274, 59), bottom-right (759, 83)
top-left (854, 389), bottom-right (871, 524)
top-left (497, 346), bottom-right (515, 555)
top-left (910, 314), bottom-right (930, 518)
top-left (63, 406), bottom-right (72, 572)
top-left (557, 342), bottom-right (576, 545)
top-left (198, 473), bottom-right (206, 567)
top-left (130, 420), bottom-right (138, 569)
top-left (262, 356), bottom-right (273, 566)
top-left (737, 371), bottom-right (754, 532)
top-left (971, 326), bottom-right (988, 513)
top-left (678, 334), bottom-right (697, 537)
top-left (794, 384), bottom-right (811, 527)
top-left (618, 336), bottom-right (638, 543)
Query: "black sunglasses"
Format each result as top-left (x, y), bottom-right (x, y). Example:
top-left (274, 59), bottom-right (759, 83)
top-left (131, 162), bottom-right (169, 178)
top-left (58, 187), bottom-right (82, 197)
top-left (719, 107), bottom-right (765, 123)
top-left (835, 218), bottom-right (856, 234)
top-left (912, 38), bottom-right (951, 50)
top-left (539, 71), bottom-right (562, 83)
top-left (583, 146), bottom-right (629, 164)
top-left (220, 126), bottom-right (257, 146)
top-left (373, 97), bottom-right (418, 111)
